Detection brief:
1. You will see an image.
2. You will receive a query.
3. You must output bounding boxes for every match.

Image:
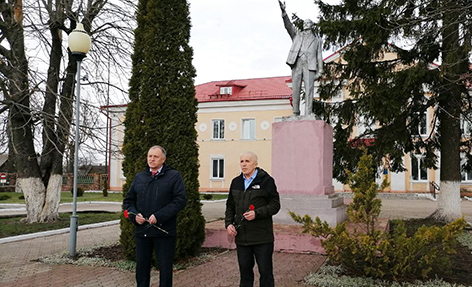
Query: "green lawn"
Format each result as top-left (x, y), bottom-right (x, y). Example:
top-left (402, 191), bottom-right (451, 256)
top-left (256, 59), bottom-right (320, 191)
top-left (0, 212), bottom-right (121, 238)
top-left (0, 192), bottom-right (123, 204)
top-left (60, 192), bottom-right (123, 203)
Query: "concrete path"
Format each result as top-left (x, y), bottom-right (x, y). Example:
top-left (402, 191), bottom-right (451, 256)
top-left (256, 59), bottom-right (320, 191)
top-left (0, 201), bottom-right (325, 287)
top-left (348, 197), bottom-right (472, 223)
top-left (0, 222), bottom-right (324, 287)
top-left (0, 197), bottom-right (471, 287)
top-left (203, 197), bottom-right (472, 223)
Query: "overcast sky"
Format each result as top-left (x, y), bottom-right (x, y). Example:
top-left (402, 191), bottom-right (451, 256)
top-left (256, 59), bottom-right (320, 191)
top-left (188, 0), bottom-right (324, 85)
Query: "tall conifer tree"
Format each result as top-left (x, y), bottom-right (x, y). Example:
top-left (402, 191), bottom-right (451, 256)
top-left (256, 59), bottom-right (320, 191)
top-left (119, 0), bottom-right (205, 260)
top-left (314, 0), bottom-right (472, 221)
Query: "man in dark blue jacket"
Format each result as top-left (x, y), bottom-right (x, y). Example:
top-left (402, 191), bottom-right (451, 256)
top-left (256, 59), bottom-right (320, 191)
top-left (124, 145), bottom-right (186, 287)
top-left (225, 151), bottom-right (281, 287)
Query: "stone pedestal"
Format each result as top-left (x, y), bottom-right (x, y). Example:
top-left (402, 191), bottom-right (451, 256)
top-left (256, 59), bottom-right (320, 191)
top-left (272, 118), bottom-right (347, 226)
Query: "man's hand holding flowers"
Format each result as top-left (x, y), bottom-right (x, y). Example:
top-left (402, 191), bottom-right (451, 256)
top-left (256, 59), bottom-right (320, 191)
top-left (124, 210), bottom-right (168, 234)
top-left (227, 205), bottom-right (256, 237)
top-left (243, 204), bottom-right (256, 221)
top-left (135, 213), bottom-right (146, 225)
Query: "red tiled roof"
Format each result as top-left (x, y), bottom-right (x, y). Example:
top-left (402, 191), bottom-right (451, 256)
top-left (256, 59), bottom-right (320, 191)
top-left (195, 76), bottom-right (292, 103)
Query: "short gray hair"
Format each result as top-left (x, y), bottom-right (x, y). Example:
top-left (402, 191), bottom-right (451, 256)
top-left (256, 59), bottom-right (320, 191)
top-left (149, 145), bottom-right (167, 157)
top-left (241, 151), bottom-right (258, 163)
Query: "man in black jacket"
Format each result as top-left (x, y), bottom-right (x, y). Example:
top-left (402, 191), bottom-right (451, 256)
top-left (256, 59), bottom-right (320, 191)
top-left (225, 151), bottom-right (281, 287)
top-left (124, 145), bottom-right (186, 287)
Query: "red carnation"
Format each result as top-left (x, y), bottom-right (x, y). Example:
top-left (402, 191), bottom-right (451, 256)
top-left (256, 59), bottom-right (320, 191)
top-left (249, 204), bottom-right (255, 211)
top-left (124, 210), bottom-right (129, 218)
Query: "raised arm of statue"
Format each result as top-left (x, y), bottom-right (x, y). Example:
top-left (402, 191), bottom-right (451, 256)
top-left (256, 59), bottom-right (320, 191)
top-left (279, 0), bottom-right (295, 39)
top-left (278, 0), bottom-right (286, 14)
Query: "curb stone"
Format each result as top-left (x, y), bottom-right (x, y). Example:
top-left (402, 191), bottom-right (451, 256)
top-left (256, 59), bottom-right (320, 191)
top-left (0, 220), bottom-right (119, 244)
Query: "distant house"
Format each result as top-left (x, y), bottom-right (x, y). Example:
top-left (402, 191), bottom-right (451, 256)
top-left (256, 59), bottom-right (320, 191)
top-left (0, 154), bottom-right (14, 173)
top-left (0, 154), bottom-right (7, 171)
top-left (79, 164), bottom-right (107, 176)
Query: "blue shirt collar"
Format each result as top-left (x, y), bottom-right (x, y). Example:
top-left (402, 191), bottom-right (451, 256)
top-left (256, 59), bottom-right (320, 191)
top-left (243, 168), bottom-right (258, 190)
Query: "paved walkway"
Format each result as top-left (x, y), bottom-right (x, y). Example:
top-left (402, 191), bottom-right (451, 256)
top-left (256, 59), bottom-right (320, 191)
top-left (0, 197), bottom-right (471, 287)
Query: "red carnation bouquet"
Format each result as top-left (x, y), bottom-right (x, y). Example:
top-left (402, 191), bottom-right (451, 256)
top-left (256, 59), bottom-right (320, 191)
top-left (124, 210), bottom-right (168, 234)
top-left (234, 204), bottom-right (255, 230)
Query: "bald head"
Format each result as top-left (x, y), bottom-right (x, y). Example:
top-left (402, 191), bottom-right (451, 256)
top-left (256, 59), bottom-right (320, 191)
top-left (241, 151), bottom-right (258, 163)
top-left (240, 151), bottom-right (258, 178)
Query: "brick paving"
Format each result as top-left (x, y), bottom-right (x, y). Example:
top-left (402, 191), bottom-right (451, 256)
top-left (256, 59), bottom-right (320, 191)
top-left (173, 251), bottom-right (324, 287)
top-left (0, 198), bottom-right (471, 287)
top-left (0, 213), bottom-right (325, 286)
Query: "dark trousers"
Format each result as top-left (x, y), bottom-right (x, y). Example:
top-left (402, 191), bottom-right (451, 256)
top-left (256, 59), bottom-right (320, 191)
top-left (135, 236), bottom-right (176, 287)
top-left (236, 242), bottom-right (275, 287)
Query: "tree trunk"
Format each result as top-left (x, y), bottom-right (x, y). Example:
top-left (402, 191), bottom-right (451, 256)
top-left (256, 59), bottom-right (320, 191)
top-left (7, 0), bottom-right (50, 223)
top-left (40, 174), bottom-right (62, 221)
top-left (38, 13), bottom-right (67, 222)
top-left (8, 41), bottom-right (47, 222)
top-left (431, 4), bottom-right (464, 222)
top-left (19, 178), bottom-right (46, 222)
top-left (435, 92), bottom-right (462, 221)
top-left (434, 181), bottom-right (461, 221)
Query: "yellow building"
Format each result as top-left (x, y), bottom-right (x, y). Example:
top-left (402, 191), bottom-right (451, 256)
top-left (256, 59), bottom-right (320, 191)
top-left (103, 76), bottom-right (294, 192)
top-left (195, 76), bottom-right (292, 191)
top-left (104, 48), bottom-right (472, 195)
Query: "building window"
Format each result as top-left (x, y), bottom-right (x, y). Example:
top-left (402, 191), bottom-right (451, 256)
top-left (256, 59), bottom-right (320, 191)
top-left (358, 115), bottom-right (374, 137)
top-left (411, 154), bottom-right (428, 181)
top-left (331, 88), bottom-right (344, 102)
top-left (461, 166), bottom-right (472, 182)
top-left (220, 87), bottom-right (232, 95)
top-left (212, 119), bottom-right (224, 139)
top-left (461, 154), bottom-right (472, 181)
top-left (211, 158), bottom-right (224, 179)
top-left (242, 119), bottom-right (256, 140)
top-left (419, 111), bottom-right (428, 136)
top-left (460, 115), bottom-right (471, 137)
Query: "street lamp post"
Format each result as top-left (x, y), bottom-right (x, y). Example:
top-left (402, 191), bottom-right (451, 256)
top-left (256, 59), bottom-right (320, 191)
top-left (68, 22), bottom-right (91, 257)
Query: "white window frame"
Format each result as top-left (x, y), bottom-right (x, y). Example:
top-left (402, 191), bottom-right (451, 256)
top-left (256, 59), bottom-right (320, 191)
top-left (330, 88), bottom-right (344, 102)
top-left (210, 156), bottom-right (225, 180)
top-left (358, 115), bottom-right (374, 137)
top-left (241, 118), bottom-right (256, 140)
top-left (460, 115), bottom-right (471, 137)
top-left (220, 87), bottom-right (232, 95)
top-left (411, 154), bottom-right (428, 182)
top-left (461, 153), bottom-right (472, 182)
top-left (212, 119), bottom-right (225, 140)
top-left (418, 110), bottom-right (428, 137)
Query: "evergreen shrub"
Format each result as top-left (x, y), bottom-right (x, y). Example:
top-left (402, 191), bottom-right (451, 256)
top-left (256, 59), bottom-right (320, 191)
top-left (119, 0), bottom-right (205, 262)
top-left (70, 187), bottom-right (84, 197)
top-left (102, 180), bottom-right (108, 197)
top-left (290, 149), bottom-right (466, 281)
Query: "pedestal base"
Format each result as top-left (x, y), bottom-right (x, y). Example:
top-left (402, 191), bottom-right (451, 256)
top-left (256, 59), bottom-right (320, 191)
top-left (274, 194), bottom-right (347, 227)
top-left (272, 119), bottom-right (334, 195)
top-left (202, 218), bottom-right (389, 254)
top-left (272, 119), bottom-right (347, 226)
top-left (203, 220), bottom-right (325, 254)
